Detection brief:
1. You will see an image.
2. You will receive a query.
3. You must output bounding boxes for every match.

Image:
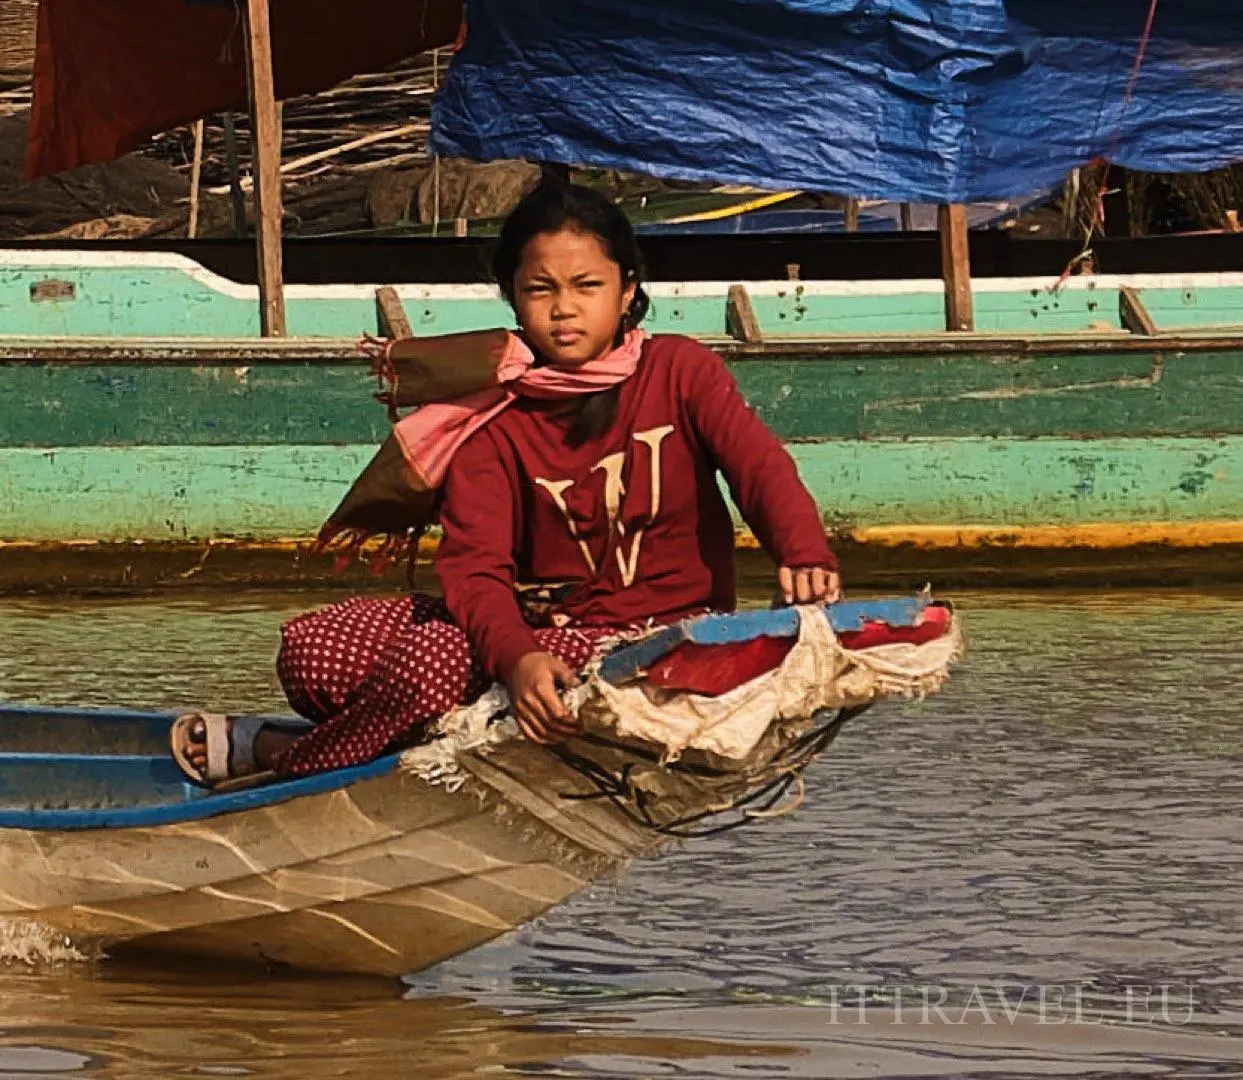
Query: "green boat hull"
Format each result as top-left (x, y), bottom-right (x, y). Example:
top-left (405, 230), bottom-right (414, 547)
top-left (5, 251), bottom-right (1243, 591)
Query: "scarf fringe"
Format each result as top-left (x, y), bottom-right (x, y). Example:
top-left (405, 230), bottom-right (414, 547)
top-left (311, 526), bottom-right (422, 577)
top-left (312, 338), bottom-right (421, 577)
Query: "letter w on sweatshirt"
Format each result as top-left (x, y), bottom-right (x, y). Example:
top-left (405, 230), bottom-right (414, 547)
top-left (535, 424), bottom-right (675, 587)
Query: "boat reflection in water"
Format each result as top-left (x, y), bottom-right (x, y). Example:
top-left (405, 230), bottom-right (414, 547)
top-left (0, 963), bottom-right (798, 1080)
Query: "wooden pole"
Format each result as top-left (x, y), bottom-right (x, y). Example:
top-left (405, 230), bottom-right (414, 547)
top-left (187, 120), bottom-right (205, 239)
top-left (242, 0), bottom-right (286, 337)
top-left (844, 197), bottom-right (859, 233)
top-left (221, 113), bottom-right (247, 239)
top-left (899, 203), bottom-right (913, 232)
top-left (431, 156), bottom-right (441, 237)
top-left (1061, 168), bottom-right (1080, 239)
top-left (937, 203), bottom-right (973, 331)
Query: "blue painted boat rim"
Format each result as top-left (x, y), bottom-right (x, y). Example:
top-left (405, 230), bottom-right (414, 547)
top-left (0, 754), bottom-right (398, 831)
top-left (598, 597), bottom-right (929, 684)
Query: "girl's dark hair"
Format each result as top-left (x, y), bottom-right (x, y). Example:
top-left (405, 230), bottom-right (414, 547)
top-left (492, 180), bottom-right (650, 445)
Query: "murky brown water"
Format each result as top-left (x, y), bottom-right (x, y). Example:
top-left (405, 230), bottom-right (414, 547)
top-left (2, 590), bottom-right (1243, 1077)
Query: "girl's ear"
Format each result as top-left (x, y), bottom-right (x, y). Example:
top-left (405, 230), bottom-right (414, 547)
top-left (622, 276), bottom-right (638, 314)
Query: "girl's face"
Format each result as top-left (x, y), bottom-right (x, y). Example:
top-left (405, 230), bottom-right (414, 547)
top-left (511, 227), bottom-right (637, 366)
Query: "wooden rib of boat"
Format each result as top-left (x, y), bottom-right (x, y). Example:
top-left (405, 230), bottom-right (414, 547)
top-left (0, 599), bottom-right (942, 977)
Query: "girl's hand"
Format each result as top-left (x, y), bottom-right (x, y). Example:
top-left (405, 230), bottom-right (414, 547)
top-left (777, 566), bottom-right (842, 606)
top-left (507, 652), bottom-right (582, 744)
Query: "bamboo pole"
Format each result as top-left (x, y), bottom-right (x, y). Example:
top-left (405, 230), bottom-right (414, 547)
top-left (242, 0), bottom-right (287, 337)
top-left (187, 120), bottom-right (205, 239)
top-left (205, 123), bottom-right (425, 194)
top-left (222, 113), bottom-right (247, 239)
top-left (937, 203), bottom-right (973, 331)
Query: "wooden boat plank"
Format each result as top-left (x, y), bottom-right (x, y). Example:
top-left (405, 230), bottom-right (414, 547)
top-left (12, 348), bottom-right (1242, 450)
top-left (33, 813), bottom-right (586, 941)
top-left (0, 730), bottom-right (649, 964)
top-left (0, 752), bottom-right (192, 810)
top-left (10, 433), bottom-right (1243, 592)
top-left (0, 704), bottom-right (180, 756)
top-left (4, 327), bottom-right (1243, 363)
top-left (0, 629), bottom-right (921, 974)
top-left (113, 865), bottom-right (580, 976)
top-left (0, 772), bottom-right (447, 907)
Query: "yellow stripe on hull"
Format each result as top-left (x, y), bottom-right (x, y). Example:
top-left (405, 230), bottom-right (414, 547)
top-left (827, 521), bottom-right (1243, 551)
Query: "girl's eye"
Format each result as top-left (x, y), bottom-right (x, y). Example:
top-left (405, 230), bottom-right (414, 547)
top-left (523, 284), bottom-right (551, 296)
top-left (577, 280), bottom-right (603, 291)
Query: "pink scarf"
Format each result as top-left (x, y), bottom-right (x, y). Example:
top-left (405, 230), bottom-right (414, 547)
top-left (393, 329), bottom-right (647, 486)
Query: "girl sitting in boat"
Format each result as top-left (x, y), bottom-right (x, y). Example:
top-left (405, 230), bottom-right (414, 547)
top-left (174, 181), bottom-right (841, 784)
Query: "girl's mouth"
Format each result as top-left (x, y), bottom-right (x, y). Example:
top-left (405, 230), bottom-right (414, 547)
top-left (551, 329), bottom-right (584, 346)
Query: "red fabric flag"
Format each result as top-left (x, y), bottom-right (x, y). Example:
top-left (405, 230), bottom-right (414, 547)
top-left (26, 0), bottom-right (461, 179)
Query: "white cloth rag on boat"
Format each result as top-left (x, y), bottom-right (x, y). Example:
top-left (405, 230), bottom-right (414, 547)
top-left (403, 605), bottom-right (961, 784)
top-left (584, 605), bottom-right (962, 761)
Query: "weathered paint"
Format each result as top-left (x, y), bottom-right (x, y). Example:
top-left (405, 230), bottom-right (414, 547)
top-left (11, 523), bottom-right (1243, 595)
top-left (5, 349), bottom-right (1243, 447)
top-left (2, 436), bottom-right (1240, 544)
top-left (5, 253), bottom-right (1243, 589)
top-left (839, 521), bottom-right (1243, 549)
top-left (5, 251), bottom-right (1243, 339)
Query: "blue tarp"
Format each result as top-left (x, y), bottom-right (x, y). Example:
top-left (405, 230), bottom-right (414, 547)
top-left (430, 1), bottom-right (1243, 202)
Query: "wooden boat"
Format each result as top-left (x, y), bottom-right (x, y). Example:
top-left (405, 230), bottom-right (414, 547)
top-left (0, 598), bottom-right (954, 976)
top-left (4, 248), bottom-right (1243, 592)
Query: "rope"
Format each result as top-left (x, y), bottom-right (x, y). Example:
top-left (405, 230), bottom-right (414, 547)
top-left (549, 705), bottom-right (870, 840)
top-left (1055, 0), bottom-right (1160, 287)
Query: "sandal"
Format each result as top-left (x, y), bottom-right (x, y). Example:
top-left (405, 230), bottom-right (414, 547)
top-left (170, 712), bottom-right (312, 790)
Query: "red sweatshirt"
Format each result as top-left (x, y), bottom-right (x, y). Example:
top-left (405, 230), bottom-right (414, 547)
top-left (436, 334), bottom-right (836, 682)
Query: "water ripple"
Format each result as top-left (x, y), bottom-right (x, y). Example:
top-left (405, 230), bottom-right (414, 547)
top-left (2, 589), bottom-right (1242, 1076)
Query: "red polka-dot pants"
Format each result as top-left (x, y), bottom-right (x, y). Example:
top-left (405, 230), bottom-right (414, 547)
top-left (273, 594), bottom-right (613, 777)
